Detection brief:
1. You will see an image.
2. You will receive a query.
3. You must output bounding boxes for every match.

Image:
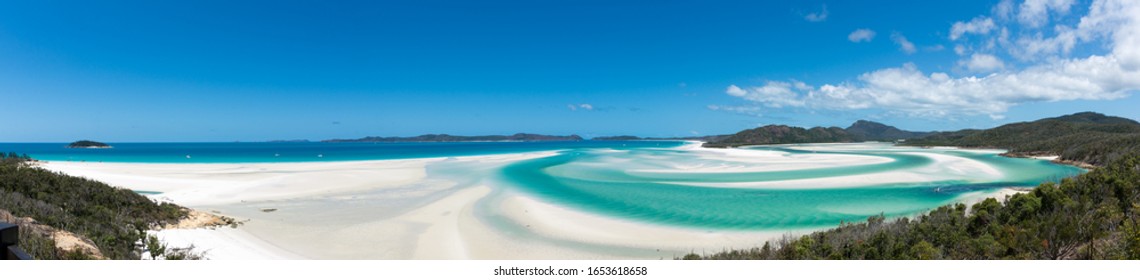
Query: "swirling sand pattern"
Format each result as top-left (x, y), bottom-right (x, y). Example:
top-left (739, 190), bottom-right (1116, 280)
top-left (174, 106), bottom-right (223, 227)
top-left (491, 143), bottom-right (1084, 230)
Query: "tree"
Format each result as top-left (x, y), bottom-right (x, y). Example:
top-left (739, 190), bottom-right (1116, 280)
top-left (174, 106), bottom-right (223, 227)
top-left (144, 234), bottom-right (166, 260)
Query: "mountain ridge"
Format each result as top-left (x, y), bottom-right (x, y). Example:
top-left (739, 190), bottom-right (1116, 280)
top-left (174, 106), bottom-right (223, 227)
top-left (323, 133), bottom-right (583, 143)
top-left (700, 120), bottom-right (929, 148)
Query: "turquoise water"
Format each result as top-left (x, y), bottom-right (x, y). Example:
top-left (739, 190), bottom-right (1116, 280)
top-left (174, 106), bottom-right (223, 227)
top-left (0, 141), bottom-right (1085, 231)
top-left (0, 141), bottom-right (679, 163)
top-left (493, 143), bottom-right (1085, 230)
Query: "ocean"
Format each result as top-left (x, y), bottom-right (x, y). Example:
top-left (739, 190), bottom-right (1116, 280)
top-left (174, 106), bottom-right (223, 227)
top-left (0, 141), bottom-right (681, 163)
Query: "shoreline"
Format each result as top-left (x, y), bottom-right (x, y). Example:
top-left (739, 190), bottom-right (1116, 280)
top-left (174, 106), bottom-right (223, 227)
top-left (998, 151), bottom-right (1097, 169)
top-left (36, 142), bottom-right (1075, 259)
top-left (37, 145), bottom-right (806, 259)
top-left (700, 141), bottom-right (1098, 170)
top-left (31, 149), bottom-right (572, 166)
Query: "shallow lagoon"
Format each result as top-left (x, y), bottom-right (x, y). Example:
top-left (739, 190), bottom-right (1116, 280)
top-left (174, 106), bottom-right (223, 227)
top-left (492, 143), bottom-right (1084, 230)
top-left (9, 141), bottom-right (1084, 231)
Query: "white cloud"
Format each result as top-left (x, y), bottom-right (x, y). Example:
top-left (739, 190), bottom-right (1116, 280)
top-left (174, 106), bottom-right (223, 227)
top-left (1012, 27), bottom-right (1080, 59)
top-left (726, 85), bottom-right (747, 96)
top-left (994, 0), bottom-right (1017, 20)
top-left (848, 29), bottom-right (876, 42)
top-left (891, 33), bottom-right (917, 54)
top-left (1018, 0), bottom-right (1076, 28)
top-left (720, 0), bottom-right (1140, 120)
top-left (950, 17), bottom-right (997, 40)
top-left (959, 53), bottom-right (1006, 72)
top-left (724, 59), bottom-right (1137, 119)
top-left (805, 5), bottom-right (828, 22)
top-left (1093, 0), bottom-right (1140, 69)
top-left (726, 82), bottom-right (809, 108)
top-left (707, 104), bottom-right (764, 117)
top-left (995, 0), bottom-right (1138, 63)
top-left (568, 103), bottom-right (595, 111)
top-left (711, 0), bottom-right (1140, 122)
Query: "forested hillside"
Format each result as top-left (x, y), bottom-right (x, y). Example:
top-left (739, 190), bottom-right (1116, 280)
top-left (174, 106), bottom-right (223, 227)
top-left (687, 153), bottom-right (1140, 260)
top-left (702, 120), bottom-right (929, 148)
top-left (703, 125), bottom-right (856, 148)
top-left (905, 112), bottom-right (1140, 166)
top-left (0, 153), bottom-right (187, 259)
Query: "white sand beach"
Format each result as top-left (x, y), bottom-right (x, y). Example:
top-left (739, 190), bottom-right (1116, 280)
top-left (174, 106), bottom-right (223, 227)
top-left (627, 147), bottom-right (1004, 190)
top-left (643, 146), bottom-right (896, 173)
top-left (37, 143), bottom-right (1042, 260)
top-left (38, 148), bottom-right (814, 259)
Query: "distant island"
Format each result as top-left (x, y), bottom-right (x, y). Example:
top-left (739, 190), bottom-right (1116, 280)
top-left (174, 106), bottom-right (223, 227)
top-left (66, 140), bottom-right (112, 149)
top-left (592, 135), bottom-right (730, 142)
top-left (701, 120), bottom-right (930, 148)
top-left (323, 133), bottom-right (583, 143)
top-left (267, 139), bottom-right (311, 143)
top-left (591, 135), bottom-right (642, 141)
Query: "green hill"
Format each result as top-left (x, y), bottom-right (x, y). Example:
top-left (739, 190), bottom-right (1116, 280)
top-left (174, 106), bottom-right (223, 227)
top-left (591, 135), bottom-right (642, 141)
top-left (845, 120), bottom-right (931, 141)
top-left (0, 153), bottom-right (188, 259)
top-left (905, 112), bottom-right (1140, 166)
top-left (703, 125), bottom-right (856, 148)
top-left (323, 133), bottom-right (583, 142)
top-left (702, 120), bottom-right (930, 148)
top-left (592, 135), bottom-right (732, 142)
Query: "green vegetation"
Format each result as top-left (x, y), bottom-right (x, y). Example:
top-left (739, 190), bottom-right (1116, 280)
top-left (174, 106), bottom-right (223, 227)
top-left (703, 125), bottom-right (857, 148)
top-left (324, 133), bottom-right (584, 142)
top-left (591, 135), bottom-right (643, 141)
top-left (592, 135), bottom-right (732, 142)
top-left (66, 140), bottom-right (111, 148)
top-left (267, 139), bottom-right (311, 143)
top-left (845, 120), bottom-right (931, 141)
top-left (703, 120), bottom-right (929, 148)
top-left (703, 112), bottom-right (1140, 165)
top-left (686, 153), bottom-right (1140, 260)
top-left (663, 135), bottom-right (731, 142)
top-left (905, 112), bottom-right (1140, 166)
top-left (0, 153), bottom-right (188, 259)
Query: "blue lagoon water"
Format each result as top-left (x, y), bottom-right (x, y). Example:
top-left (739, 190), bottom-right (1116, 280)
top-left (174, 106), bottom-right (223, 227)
top-left (0, 141), bottom-right (679, 163)
top-left (0, 141), bottom-right (1085, 231)
top-left (496, 145), bottom-right (1084, 230)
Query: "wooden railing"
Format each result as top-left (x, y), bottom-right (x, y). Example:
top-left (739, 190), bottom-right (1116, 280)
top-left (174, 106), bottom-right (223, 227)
top-left (1, 222), bottom-right (33, 260)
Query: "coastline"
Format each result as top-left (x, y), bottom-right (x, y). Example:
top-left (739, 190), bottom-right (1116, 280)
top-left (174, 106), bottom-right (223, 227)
top-left (36, 145), bottom-right (809, 259)
top-left (998, 151), bottom-right (1098, 169)
top-left (35, 142), bottom-right (1078, 259)
top-left (711, 141), bottom-right (1099, 170)
top-left (39, 149), bottom-right (805, 259)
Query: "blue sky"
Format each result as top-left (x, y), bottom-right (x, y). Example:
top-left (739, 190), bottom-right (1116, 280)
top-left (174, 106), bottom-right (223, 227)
top-left (2, 0), bottom-right (1138, 142)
